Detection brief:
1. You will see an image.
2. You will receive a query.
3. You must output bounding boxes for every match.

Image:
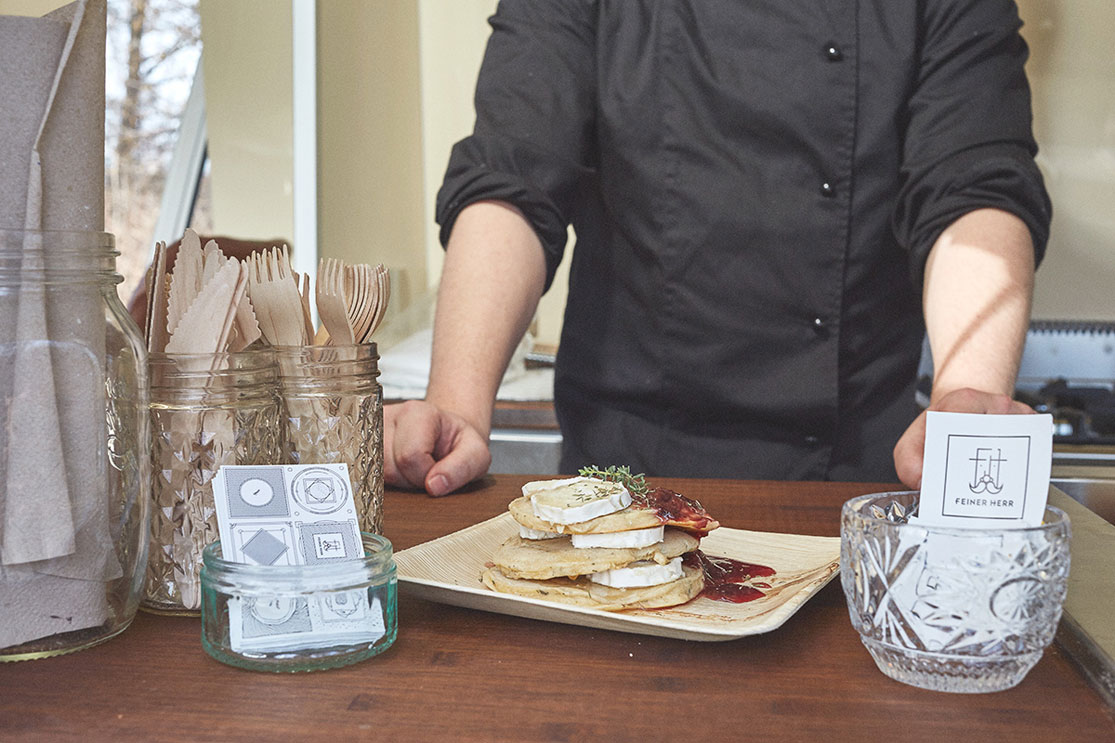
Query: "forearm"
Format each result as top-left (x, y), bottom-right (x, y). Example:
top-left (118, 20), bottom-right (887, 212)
top-left (426, 200), bottom-right (548, 439)
top-left (922, 208), bottom-right (1035, 402)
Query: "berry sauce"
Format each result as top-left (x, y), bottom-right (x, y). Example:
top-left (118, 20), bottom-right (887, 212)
top-left (634, 488), bottom-right (719, 536)
top-left (683, 550), bottom-right (776, 603)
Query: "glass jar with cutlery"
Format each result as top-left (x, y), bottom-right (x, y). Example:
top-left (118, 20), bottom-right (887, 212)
top-left (144, 349), bottom-right (283, 614)
top-left (274, 344), bottom-right (385, 535)
top-left (139, 236), bottom-right (391, 606)
top-left (252, 252), bottom-right (390, 535)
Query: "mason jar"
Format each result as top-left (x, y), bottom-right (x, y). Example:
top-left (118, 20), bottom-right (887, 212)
top-left (0, 229), bottom-right (150, 660)
top-left (144, 349), bottom-right (282, 614)
top-left (274, 344), bottom-right (384, 535)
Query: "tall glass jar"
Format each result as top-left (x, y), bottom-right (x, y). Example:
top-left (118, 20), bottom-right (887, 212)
top-left (144, 349), bottom-right (282, 614)
top-left (275, 344), bottom-right (384, 535)
top-left (0, 230), bottom-right (150, 660)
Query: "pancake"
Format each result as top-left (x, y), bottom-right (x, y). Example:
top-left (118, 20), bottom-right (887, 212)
top-left (484, 477), bottom-right (720, 612)
top-left (508, 490), bottom-right (720, 536)
top-left (481, 564), bottom-right (704, 611)
top-left (491, 527), bottom-right (698, 580)
top-left (508, 495), bottom-right (662, 534)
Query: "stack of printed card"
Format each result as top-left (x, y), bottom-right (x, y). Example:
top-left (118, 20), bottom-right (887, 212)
top-left (213, 464), bottom-right (386, 653)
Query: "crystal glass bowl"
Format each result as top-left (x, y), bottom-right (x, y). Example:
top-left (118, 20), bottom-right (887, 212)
top-left (840, 491), bottom-right (1070, 693)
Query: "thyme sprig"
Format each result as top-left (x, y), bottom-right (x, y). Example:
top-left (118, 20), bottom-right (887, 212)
top-left (578, 464), bottom-right (649, 497)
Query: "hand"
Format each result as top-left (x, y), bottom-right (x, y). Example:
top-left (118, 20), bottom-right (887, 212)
top-left (384, 400), bottom-right (492, 496)
top-left (893, 388), bottom-right (1033, 489)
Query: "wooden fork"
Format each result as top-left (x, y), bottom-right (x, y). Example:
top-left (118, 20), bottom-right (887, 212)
top-left (247, 248), bottom-right (307, 346)
top-left (373, 264), bottom-right (390, 338)
top-left (346, 263), bottom-right (374, 344)
top-left (316, 257), bottom-right (356, 346)
top-left (293, 270), bottom-right (316, 343)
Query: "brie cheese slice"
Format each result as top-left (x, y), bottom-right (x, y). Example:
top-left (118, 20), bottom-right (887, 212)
top-left (570, 525), bottom-right (664, 550)
top-left (518, 526), bottom-right (562, 540)
top-left (589, 557), bottom-right (684, 588)
top-left (525, 476), bottom-right (632, 525)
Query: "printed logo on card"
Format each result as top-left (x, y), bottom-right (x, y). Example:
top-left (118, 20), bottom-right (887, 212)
top-left (942, 435), bottom-right (1031, 520)
top-left (917, 412), bottom-right (1053, 528)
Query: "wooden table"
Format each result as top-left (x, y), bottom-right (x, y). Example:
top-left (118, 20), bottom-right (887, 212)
top-left (3, 476), bottom-right (1113, 741)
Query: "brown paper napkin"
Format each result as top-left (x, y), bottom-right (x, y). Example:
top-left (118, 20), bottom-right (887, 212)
top-left (0, 0), bottom-right (114, 650)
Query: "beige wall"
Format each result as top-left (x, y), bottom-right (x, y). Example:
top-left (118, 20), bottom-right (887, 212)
top-left (417, 0), bottom-right (495, 293)
top-left (0, 0), bottom-right (55, 13)
top-left (1019, 1), bottom-right (1115, 321)
top-left (317, 1), bottom-right (426, 346)
top-left (195, 0), bottom-right (572, 349)
top-left (198, 0), bottom-right (294, 245)
top-left (417, 0), bottom-right (571, 348)
top-left (198, 1), bottom-right (430, 348)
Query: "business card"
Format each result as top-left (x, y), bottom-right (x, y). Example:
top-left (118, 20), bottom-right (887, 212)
top-left (916, 412), bottom-right (1053, 528)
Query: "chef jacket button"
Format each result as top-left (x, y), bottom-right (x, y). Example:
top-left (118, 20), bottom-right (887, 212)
top-left (805, 435), bottom-right (820, 446)
top-left (825, 44), bottom-right (843, 62)
top-left (812, 317), bottom-right (829, 336)
top-left (820, 182), bottom-right (835, 198)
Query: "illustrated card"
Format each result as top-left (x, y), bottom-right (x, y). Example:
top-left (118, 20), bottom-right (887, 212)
top-left (228, 594), bottom-right (387, 653)
top-left (916, 412), bottom-right (1053, 528)
top-left (213, 464), bottom-right (362, 565)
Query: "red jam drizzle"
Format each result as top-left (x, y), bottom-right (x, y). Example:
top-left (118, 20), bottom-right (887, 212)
top-left (634, 488), bottom-right (718, 536)
top-left (628, 487), bottom-right (770, 603)
top-left (683, 551), bottom-right (776, 604)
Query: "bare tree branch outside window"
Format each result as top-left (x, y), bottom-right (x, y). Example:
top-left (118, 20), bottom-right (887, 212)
top-left (105, 0), bottom-right (208, 303)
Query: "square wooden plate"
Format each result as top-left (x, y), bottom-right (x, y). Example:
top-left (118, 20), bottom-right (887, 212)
top-left (395, 513), bottom-right (841, 641)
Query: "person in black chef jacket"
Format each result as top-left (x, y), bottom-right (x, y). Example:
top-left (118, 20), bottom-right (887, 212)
top-left (385, 0), bottom-right (1049, 496)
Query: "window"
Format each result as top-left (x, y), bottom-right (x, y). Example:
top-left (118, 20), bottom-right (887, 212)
top-left (105, 0), bottom-right (209, 302)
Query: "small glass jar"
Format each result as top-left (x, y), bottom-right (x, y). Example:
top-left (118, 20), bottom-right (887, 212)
top-left (274, 344), bottom-right (384, 535)
top-left (0, 230), bottom-right (150, 660)
top-left (200, 532), bottom-right (397, 672)
top-left (144, 349), bottom-right (282, 614)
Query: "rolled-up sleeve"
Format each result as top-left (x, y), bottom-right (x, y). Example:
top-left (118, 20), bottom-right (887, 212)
top-left (892, 0), bottom-right (1052, 289)
top-left (435, 0), bottom-right (598, 292)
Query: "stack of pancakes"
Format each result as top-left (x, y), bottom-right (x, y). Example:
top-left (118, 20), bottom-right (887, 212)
top-left (482, 476), bottom-right (719, 611)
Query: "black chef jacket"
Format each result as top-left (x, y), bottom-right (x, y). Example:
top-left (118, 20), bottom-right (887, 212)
top-left (435, 0), bottom-right (1051, 482)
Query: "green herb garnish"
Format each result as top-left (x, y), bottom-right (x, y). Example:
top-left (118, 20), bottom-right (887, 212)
top-left (578, 464), bottom-right (649, 497)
